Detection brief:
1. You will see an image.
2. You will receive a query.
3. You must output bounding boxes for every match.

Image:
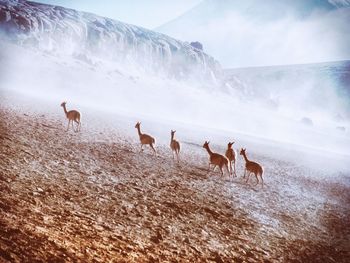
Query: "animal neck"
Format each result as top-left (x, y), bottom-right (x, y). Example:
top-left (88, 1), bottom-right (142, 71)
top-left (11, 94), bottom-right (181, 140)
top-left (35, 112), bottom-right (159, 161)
top-left (242, 152), bottom-right (249, 163)
top-left (171, 133), bottom-right (174, 142)
top-left (137, 126), bottom-right (142, 137)
top-left (205, 146), bottom-right (213, 156)
top-left (62, 105), bottom-right (68, 116)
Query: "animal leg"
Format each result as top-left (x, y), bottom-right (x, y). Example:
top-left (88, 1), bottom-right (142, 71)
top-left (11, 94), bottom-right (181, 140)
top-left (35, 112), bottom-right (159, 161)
top-left (219, 166), bottom-right (224, 176)
top-left (243, 169), bottom-right (247, 178)
top-left (150, 143), bottom-right (157, 155)
top-left (233, 161), bottom-right (237, 177)
top-left (66, 120), bottom-right (71, 131)
top-left (226, 164), bottom-right (231, 179)
top-left (246, 172), bottom-right (252, 183)
top-left (254, 173), bottom-right (259, 186)
top-left (260, 174), bottom-right (264, 187)
top-left (140, 144), bottom-right (144, 152)
top-left (74, 120), bottom-right (80, 132)
top-left (74, 120), bottom-right (79, 132)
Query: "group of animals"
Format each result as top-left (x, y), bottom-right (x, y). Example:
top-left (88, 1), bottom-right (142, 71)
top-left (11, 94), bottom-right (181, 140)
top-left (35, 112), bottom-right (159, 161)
top-left (61, 102), bottom-right (264, 186)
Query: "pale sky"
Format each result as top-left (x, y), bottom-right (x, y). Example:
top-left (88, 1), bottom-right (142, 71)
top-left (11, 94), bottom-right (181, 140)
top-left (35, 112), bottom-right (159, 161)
top-left (32, 0), bottom-right (202, 29)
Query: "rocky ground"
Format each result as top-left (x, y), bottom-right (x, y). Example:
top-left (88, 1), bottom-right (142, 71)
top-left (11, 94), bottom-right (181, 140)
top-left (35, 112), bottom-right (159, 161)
top-left (0, 104), bottom-right (349, 262)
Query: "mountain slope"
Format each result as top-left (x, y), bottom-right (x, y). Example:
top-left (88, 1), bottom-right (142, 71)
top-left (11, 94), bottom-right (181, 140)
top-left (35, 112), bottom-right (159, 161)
top-left (158, 0), bottom-right (334, 31)
top-left (158, 0), bottom-right (340, 28)
top-left (0, 0), bottom-right (221, 80)
top-left (156, 0), bottom-right (350, 68)
top-left (224, 60), bottom-right (350, 127)
top-left (0, 0), bottom-right (349, 155)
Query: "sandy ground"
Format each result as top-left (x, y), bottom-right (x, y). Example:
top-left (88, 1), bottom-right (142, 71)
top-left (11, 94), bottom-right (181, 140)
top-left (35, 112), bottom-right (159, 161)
top-left (0, 96), bottom-right (350, 262)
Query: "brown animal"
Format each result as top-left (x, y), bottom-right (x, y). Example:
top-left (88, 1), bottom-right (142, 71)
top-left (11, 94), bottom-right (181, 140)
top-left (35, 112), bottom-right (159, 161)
top-left (135, 122), bottom-right (156, 155)
top-left (170, 130), bottom-right (180, 162)
top-left (225, 141), bottom-right (237, 177)
top-left (60, 102), bottom-right (81, 132)
top-left (240, 148), bottom-right (264, 186)
top-left (203, 141), bottom-right (231, 177)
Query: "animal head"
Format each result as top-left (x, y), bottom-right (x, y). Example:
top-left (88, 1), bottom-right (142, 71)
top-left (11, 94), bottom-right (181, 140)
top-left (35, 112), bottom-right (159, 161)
top-left (240, 148), bottom-right (246, 155)
top-left (203, 141), bottom-right (210, 148)
top-left (171, 130), bottom-right (176, 135)
top-left (60, 101), bottom-right (66, 107)
top-left (135, 122), bottom-right (141, 129)
top-left (228, 141), bottom-right (235, 148)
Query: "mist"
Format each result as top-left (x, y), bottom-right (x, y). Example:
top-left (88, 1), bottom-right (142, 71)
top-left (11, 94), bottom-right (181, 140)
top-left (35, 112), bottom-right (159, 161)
top-left (1, 3), bottom-right (350, 262)
top-left (1, 0), bottom-right (350, 161)
top-left (1, 38), bottom-right (350, 159)
top-left (157, 0), bottom-right (350, 68)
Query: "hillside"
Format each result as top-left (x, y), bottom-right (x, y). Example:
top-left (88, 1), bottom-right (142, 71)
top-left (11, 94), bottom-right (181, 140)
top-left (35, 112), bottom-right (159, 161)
top-left (0, 1), bottom-right (350, 262)
top-left (156, 0), bottom-right (350, 68)
top-left (0, 95), bottom-right (349, 262)
top-left (0, 0), bottom-right (221, 81)
top-left (224, 60), bottom-right (350, 122)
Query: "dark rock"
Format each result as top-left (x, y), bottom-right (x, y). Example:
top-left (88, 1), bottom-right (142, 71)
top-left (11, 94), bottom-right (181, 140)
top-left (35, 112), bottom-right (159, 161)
top-left (190, 41), bottom-right (203, 51)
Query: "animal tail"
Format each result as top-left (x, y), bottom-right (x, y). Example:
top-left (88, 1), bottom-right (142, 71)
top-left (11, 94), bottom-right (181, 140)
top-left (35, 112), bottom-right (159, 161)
top-left (152, 138), bottom-right (156, 144)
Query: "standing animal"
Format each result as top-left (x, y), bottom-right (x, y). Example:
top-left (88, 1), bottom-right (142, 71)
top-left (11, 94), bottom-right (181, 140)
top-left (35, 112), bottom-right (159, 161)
top-left (170, 130), bottom-right (180, 162)
top-left (60, 101), bottom-right (81, 132)
top-left (225, 141), bottom-right (237, 177)
top-left (135, 122), bottom-right (156, 155)
top-left (239, 148), bottom-right (264, 186)
top-left (203, 141), bottom-right (231, 177)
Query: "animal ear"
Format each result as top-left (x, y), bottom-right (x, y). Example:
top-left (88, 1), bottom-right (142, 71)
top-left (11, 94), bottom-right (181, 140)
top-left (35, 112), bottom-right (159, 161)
top-left (232, 141), bottom-right (235, 144)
